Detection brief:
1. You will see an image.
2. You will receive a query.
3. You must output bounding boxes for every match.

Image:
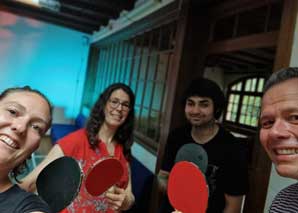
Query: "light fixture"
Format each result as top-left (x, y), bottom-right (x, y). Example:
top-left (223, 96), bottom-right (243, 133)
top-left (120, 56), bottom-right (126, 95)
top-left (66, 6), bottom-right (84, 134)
top-left (14, 0), bottom-right (60, 12)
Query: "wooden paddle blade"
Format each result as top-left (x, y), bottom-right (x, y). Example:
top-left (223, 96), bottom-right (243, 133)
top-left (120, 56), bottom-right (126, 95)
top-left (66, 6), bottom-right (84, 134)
top-left (168, 161), bottom-right (209, 213)
top-left (85, 158), bottom-right (124, 196)
top-left (36, 156), bottom-right (83, 212)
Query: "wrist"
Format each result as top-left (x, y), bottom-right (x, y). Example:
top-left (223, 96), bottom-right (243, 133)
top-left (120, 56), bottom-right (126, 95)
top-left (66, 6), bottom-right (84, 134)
top-left (120, 192), bottom-right (135, 210)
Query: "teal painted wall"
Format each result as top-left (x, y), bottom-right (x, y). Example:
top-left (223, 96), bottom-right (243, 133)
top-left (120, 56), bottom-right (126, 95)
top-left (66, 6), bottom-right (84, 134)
top-left (0, 11), bottom-right (90, 118)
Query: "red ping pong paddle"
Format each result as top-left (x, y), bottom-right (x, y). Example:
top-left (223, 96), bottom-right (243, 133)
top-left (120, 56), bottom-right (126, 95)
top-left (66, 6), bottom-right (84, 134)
top-left (85, 157), bottom-right (124, 196)
top-left (167, 161), bottom-right (208, 213)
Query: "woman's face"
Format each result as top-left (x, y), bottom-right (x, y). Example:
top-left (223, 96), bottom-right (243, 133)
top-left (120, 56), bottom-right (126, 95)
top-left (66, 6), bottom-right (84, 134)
top-left (0, 91), bottom-right (51, 171)
top-left (104, 89), bottom-right (130, 129)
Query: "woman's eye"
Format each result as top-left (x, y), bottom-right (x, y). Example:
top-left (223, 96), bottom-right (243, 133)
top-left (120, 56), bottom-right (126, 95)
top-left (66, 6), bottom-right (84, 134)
top-left (7, 109), bottom-right (18, 116)
top-left (111, 100), bottom-right (118, 104)
top-left (31, 124), bottom-right (43, 134)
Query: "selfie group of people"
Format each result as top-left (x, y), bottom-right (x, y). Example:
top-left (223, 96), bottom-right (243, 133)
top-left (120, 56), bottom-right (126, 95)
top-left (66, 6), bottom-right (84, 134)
top-left (1, 67), bottom-right (298, 213)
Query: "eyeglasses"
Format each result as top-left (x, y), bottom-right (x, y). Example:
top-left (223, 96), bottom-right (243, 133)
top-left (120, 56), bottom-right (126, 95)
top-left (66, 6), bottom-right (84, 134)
top-left (108, 98), bottom-right (130, 112)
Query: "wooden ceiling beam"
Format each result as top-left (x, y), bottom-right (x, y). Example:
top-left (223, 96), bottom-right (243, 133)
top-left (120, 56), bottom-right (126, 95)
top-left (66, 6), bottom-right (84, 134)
top-left (0, 2), bottom-right (96, 33)
top-left (70, 0), bottom-right (134, 13)
top-left (219, 56), bottom-right (255, 67)
top-left (208, 31), bottom-right (279, 55)
top-left (60, 2), bottom-right (113, 21)
top-left (239, 49), bottom-right (275, 61)
top-left (225, 52), bottom-right (272, 65)
top-left (1, 1), bottom-right (103, 26)
top-left (60, 0), bottom-right (119, 17)
top-left (209, 0), bottom-right (280, 20)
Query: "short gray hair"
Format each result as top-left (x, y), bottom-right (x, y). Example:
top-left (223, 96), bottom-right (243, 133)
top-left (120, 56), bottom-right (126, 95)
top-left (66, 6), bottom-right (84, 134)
top-left (263, 67), bottom-right (298, 94)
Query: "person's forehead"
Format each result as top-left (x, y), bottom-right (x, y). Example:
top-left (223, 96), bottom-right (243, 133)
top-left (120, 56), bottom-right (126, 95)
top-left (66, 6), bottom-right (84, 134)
top-left (1, 91), bottom-right (50, 121)
top-left (110, 89), bottom-right (129, 100)
top-left (187, 96), bottom-right (212, 102)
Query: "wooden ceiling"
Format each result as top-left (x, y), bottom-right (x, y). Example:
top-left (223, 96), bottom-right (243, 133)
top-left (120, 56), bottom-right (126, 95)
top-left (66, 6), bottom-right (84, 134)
top-left (0, 0), bottom-right (136, 34)
top-left (205, 0), bottom-right (282, 73)
top-left (205, 47), bottom-right (276, 73)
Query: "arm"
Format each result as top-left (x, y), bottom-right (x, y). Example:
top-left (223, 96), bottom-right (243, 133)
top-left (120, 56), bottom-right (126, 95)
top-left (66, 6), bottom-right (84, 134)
top-left (223, 194), bottom-right (244, 213)
top-left (20, 145), bottom-right (64, 192)
top-left (157, 169), bottom-right (170, 194)
top-left (106, 163), bottom-right (135, 211)
top-left (120, 164), bottom-right (135, 210)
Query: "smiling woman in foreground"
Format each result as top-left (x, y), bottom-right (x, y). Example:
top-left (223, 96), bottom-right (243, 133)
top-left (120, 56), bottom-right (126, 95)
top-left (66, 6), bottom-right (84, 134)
top-left (0, 86), bottom-right (52, 213)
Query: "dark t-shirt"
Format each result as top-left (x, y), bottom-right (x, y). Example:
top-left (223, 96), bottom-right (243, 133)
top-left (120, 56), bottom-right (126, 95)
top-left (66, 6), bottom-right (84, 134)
top-left (0, 184), bottom-right (51, 213)
top-left (161, 124), bottom-right (248, 213)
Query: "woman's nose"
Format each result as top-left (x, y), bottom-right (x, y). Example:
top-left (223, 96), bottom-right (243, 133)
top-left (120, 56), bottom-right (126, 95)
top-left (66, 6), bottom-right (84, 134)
top-left (11, 118), bottom-right (27, 135)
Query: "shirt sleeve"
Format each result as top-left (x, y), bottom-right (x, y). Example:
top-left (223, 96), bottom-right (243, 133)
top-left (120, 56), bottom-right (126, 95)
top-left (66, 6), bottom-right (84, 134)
top-left (58, 129), bottom-right (84, 156)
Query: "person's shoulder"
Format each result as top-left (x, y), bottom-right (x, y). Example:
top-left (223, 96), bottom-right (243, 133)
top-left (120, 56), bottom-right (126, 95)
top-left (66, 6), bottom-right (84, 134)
top-left (270, 183), bottom-right (298, 212)
top-left (58, 128), bottom-right (87, 142)
top-left (11, 184), bottom-right (36, 199)
top-left (67, 128), bottom-right (86, 137)
top-left (9, 185), bottom-right (51, 212)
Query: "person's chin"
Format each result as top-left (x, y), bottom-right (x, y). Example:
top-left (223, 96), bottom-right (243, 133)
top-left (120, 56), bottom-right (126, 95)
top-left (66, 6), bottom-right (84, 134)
top-left (108, 120), bottom-right (123, 128)
top-left (275, 164), bottom-right (298, 179)
top-left (190, 120), bottom-right (202, 126)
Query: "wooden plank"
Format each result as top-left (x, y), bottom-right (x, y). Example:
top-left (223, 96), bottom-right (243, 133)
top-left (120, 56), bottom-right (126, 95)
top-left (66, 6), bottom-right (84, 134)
top-left (0, 1), bottom-right (98, 33)
top-left (273, 0), bottom-right (298, 71)
top-left (208, 31), bottom-right (278, 55)
top-left (209, 0), bottom-right (279, 20)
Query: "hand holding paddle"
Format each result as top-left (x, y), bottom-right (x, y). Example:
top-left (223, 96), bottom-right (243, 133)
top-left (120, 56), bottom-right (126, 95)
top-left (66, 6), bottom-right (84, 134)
top-left (36, 156), bottom-right (124, 212)
top-left (105, 185), bottom-right (127, 211)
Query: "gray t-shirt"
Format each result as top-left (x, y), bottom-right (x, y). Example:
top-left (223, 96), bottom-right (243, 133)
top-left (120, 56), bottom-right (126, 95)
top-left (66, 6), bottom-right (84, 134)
top-left (0, 184), bottom-right (51, 213)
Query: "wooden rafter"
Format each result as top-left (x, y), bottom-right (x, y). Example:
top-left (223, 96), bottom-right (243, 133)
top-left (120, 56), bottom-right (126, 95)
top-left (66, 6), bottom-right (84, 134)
top-left (209, 0), bottom-right (280, 20)
top-left (208, 31), bottom-right (279, 55)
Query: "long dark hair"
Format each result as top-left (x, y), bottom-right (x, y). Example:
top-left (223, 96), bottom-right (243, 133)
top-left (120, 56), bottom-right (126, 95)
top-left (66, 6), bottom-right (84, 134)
top-left (86, 83), bottom-right (135, 159)
top-left (0, 86), bottom-right (52, 182)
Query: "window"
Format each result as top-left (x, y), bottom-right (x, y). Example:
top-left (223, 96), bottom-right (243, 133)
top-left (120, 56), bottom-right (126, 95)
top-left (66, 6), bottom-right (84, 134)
top-left (82, 22), bottom-right (177, 144)
top-left (224, 76), bottom-right (265, 128)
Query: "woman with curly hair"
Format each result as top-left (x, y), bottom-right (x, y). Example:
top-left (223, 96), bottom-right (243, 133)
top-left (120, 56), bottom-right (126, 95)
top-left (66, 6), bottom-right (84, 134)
top-left (21, 83), bottom-right (135, 213)
top-left (0, 86), bottom-right (52, 213)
